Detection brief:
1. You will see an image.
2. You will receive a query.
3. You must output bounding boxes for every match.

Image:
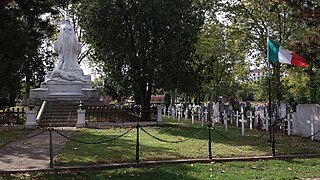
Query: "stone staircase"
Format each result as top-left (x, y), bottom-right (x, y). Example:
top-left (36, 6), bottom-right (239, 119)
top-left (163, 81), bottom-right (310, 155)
top-left (38, 100), bottom-right (81, 127)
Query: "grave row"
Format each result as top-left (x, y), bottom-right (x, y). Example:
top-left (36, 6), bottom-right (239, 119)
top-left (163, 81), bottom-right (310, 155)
top-left (161, 103), bottom-right (320, 140)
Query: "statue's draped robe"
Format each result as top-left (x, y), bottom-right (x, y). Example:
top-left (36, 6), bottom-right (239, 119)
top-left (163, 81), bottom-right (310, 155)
top-left (45, 18), bottom-right (87, 82)
top-left (54, 20), bottom-right (81, 71)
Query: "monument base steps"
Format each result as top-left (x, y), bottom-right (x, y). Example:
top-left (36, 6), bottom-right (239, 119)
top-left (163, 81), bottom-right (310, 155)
top-left (39, 100), bottom-right (81, 127)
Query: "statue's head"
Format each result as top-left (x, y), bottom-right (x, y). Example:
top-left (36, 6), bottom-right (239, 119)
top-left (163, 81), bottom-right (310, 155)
top-left (60, 16), bottom-right (73, 34)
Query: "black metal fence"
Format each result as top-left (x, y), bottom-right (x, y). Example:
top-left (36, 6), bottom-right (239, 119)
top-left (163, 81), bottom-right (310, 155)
top-left (0, 107), bottom-right (26, 125)
top-left (5, 120), bottom-right (320, 170)
top-left (85, 106), bottom-right (158, 122)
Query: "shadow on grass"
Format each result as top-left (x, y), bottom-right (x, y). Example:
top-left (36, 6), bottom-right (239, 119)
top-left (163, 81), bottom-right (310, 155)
top-left (153, 123), bottom-right (271, 154)
top-left (57, 122), bottom-right (320, 166)
top-left (56, 128), bottom-right (201, 166)
top-left (154, 121), bottom-right (320, 156)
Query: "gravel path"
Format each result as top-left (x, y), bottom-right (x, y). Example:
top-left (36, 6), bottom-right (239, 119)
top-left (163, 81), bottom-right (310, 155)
top-left (0, 127), bottom-right (75, 171)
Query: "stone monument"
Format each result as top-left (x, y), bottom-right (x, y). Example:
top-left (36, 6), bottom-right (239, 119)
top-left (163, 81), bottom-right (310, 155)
top-left (30, 16), bottom-right (99, 102)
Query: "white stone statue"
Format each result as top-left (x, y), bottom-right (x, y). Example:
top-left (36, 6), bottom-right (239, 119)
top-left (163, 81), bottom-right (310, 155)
top-left (29, 16), bottom-right (99, 101)
top-left (54, 16), bottom-right (81, 71)
top-left (46, 16), bottom-right (87, 82)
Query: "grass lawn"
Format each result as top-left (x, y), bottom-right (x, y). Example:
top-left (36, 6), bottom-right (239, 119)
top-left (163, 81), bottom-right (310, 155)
top-left (4, 158), bottom-right (320, 179)
top-left (0, 129), bottom-right (31, 147)
top-left (1, 118), bottom-right (320, 179)
top-left (56, 118), bottom-right (320, 166)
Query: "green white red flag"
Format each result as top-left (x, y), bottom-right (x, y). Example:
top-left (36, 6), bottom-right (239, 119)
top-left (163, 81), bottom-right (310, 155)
top-left (267, 38), bottom-right (307, 68)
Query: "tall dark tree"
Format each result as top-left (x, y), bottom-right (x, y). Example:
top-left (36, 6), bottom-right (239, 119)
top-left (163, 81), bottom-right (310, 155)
top-left (77, 0), bottom-right (204, 112)
top-left (0, 4), bottom-right (26, 105)
top-left (0, 1), bottom-right (58, 105)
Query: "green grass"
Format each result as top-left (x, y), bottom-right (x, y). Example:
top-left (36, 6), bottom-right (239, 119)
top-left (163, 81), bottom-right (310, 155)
top-left (4, 158), bottom-right (320, 179)
top-left (0, 129), bottom-right (31, 147)
top-left (55, 118), bottom-right (320, 166)
top-left (1, 118), bottom-right (320, 179)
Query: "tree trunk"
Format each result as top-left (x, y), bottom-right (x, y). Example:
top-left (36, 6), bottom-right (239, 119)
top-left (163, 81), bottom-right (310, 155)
top-left (8, 93), bottom-right (16, 107)
top-left (308, 66), bottom-right (317, 104)
top-left (25, 75), bottom-right (31, 99)
top-left (140, 82), bottom-right (152, 121)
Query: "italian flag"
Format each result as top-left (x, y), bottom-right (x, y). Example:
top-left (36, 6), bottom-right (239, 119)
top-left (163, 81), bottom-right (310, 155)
top-left (267, 38), bottom-right (307, 68)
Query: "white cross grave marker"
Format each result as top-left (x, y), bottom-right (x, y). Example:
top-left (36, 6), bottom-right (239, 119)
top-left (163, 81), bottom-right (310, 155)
top-left (177, 108), bottom-right (181, 121)
top-left (185, 108), bottom-right (188, 120)
top-left (223, 110), bottom-right (228, 131)
top-left (307, 115), bottom-right (318, 141)
top-left (167, 108), bottom-right (171, 117)
top-left (191, 109), bottom-right (195, 124)
top-left (172, 107), bottom-right (176, 120)
top-left (204, 109), bottom-right (208, 126)
top-left (213, 102), bottom-right (220, 123)
top-left (239, 106), bottom-right (247, 136)
top-left (284, 113), bottom-right (293, 136)
top-left (235, 111), bottom-right (240, 127)
top-left (247, 111), bottom-right (254, 130)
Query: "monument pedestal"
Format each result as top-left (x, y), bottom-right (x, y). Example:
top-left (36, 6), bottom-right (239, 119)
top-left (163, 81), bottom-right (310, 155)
top-left (30, 80), bottom-right (99, 102)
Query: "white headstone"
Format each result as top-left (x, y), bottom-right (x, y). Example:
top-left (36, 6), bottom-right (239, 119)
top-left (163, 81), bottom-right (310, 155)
top-left (280, 101), bottom-right (287, 119)
top-left (285, 113), bottom-right (292, 136)
top-left (213, 102), bottom-right (220, 122)
top-left (294, 104), bottom-right (320, 140)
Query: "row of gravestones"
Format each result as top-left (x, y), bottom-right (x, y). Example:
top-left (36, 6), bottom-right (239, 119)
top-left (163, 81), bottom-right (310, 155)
top-left (163, 103), bottom-right (320, 140)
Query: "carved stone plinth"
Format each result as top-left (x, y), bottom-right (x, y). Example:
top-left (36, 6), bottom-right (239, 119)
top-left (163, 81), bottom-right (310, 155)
top-left (30, 81), bottom-right (99, 101)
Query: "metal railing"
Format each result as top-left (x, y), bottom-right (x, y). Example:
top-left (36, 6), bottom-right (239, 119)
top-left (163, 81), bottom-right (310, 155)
top-left (0, 107), bottom-right (26, 125)
top-left (85, 106), bottom-right (157, 122)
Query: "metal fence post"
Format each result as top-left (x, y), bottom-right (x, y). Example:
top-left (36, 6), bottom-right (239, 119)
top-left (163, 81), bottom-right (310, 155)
top-left (136, 123), bottom-right (140, 163)
top-left (208, 122), bottom-right (212, 159)
top-left (272, 122), bottom-right (276, 156)
top-left (207, 102), bottom-right (213, 159)
top-left (49, 127), bottom-right (54, 168)
top-left (257, 114), bottom-right (261, 130)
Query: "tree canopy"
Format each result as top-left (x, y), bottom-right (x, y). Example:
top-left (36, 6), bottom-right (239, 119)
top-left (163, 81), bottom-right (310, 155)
top-left (2, 0), bottom-right (320, 108)
top-left (76, 0), bottom-right (204, 108)
top-left (0, 0), bottom-right (58, 105)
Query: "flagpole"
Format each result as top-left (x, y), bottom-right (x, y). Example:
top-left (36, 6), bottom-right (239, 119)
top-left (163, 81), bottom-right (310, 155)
top-left (268, 59), bottom-right (272, 144)
top-left (267, 30), bottom-right (275, 157)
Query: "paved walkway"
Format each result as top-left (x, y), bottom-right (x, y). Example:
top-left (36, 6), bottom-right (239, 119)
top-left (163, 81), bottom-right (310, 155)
top-left (0, 127), bottom-right (75, 171)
